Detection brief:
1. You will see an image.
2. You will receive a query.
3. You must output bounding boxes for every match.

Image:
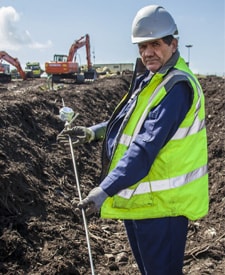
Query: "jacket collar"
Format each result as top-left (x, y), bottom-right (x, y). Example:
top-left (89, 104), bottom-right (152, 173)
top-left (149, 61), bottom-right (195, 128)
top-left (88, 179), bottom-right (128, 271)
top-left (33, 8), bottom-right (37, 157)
top-left (155, 50), bottom-right (180, 75)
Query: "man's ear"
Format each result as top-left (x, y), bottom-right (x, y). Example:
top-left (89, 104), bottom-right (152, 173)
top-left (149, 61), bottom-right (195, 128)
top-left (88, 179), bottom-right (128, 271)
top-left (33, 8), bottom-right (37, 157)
top-left (171, 39), bottom-right (178, 53)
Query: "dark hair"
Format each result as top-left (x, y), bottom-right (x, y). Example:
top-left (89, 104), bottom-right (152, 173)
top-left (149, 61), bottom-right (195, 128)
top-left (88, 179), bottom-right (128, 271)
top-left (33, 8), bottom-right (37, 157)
top-left (162, 35), bottom-right (174, 45)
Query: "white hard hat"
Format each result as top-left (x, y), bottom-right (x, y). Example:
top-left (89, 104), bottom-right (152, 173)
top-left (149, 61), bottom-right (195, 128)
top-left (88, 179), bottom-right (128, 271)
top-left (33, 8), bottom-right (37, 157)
top-left (131, 5), bottom-right (178, 44)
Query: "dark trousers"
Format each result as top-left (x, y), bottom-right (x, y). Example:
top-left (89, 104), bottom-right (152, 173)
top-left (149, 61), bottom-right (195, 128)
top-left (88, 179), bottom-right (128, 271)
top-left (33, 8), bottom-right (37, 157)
top-left (124, 216), bottom-right (188, 275)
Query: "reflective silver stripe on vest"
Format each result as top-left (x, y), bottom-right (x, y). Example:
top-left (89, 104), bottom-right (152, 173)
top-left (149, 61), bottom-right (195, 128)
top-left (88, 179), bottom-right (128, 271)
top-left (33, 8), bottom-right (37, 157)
top-left (119, 133), bottom-right (132, 146)
top-left (117, 72), bottom-right (176, 147)
top-left (118, 70), bottom-right (204, 146)
top-left (171, 116), bottom-right (205, 140)
top-left (119, 115), bottom-right (206, 146)
top-left (130, 71), bottom-right (177, 144)
top-left (117, 165), bottom-right (208, 199)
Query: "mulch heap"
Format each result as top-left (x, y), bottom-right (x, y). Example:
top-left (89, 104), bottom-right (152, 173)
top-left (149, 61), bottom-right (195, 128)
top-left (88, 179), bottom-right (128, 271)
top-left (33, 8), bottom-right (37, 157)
top-left (0, 74), bottom-right (224, 274)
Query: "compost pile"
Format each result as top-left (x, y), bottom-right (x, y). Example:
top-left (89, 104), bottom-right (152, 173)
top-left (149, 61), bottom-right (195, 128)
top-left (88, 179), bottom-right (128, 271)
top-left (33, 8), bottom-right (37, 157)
top-left (0, 74), bottom-right (224, 275)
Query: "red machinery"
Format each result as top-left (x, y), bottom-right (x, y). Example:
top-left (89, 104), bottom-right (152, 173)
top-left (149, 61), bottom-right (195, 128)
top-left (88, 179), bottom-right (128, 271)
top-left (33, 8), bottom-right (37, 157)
top-left (45, 34), bottom-right (96, 83)
top-left (0, 51), bottom-right (26, 83)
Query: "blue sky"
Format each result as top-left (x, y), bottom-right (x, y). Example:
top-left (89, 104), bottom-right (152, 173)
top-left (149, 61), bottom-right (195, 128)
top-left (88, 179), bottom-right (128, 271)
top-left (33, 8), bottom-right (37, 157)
top-left (0, 0), bottom-right (224, 76)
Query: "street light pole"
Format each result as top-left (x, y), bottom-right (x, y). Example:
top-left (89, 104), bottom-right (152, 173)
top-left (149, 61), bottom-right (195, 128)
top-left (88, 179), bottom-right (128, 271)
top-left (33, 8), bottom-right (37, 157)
top-left (185, 44), bottom-right (193, 67)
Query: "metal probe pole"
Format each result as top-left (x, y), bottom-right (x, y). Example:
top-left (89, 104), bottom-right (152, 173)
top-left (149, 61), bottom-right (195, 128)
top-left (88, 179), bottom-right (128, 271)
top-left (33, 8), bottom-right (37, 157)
top-left (67, 132), bottom-right (95, 275)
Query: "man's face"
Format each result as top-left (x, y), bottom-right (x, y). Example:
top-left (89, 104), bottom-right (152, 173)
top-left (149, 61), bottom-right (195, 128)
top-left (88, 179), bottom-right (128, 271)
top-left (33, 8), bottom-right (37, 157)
top-left (138, 38), bottom-right (178, 73)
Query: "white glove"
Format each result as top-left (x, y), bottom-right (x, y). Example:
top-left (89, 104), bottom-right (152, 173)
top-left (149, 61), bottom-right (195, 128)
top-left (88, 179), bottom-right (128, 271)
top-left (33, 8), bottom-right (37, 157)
top-left (78, 187), bottom-right (108, 216)
top-left (57, 126), bottom-right (95, 147)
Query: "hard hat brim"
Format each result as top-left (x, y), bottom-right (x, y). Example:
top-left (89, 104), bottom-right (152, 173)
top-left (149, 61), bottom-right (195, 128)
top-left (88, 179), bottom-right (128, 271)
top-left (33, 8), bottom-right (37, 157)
top-left (132, 36), bottom-right (162, 44)
top-left (131, 35), bottom-right (179, 44)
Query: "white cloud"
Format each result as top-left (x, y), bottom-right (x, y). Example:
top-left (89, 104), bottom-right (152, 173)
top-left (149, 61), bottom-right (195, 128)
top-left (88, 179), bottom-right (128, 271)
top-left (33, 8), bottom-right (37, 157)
top-left (0, 6), bottom-right (52, 50)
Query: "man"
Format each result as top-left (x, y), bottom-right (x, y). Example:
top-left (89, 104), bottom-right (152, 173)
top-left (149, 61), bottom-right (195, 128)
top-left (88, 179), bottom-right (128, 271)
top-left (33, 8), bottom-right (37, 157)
top-left (57, 5), bottom-right (208, 274)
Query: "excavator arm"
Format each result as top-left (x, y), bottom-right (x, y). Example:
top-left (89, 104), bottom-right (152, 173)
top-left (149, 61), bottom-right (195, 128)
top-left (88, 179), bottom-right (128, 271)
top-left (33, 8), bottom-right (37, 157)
top-left (0, 51), bottom-right (26, 80)
top-left (45, 34), bottom-right (95, 84)
top-left (67, 34), bottom-right (92, 70)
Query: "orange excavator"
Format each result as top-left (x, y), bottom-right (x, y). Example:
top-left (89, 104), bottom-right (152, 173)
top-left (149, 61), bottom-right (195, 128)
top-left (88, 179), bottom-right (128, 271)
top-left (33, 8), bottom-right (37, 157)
top-left (0, 51), bottom-right (26, 83)
top-left (45, 34), bottom-right (96, 84)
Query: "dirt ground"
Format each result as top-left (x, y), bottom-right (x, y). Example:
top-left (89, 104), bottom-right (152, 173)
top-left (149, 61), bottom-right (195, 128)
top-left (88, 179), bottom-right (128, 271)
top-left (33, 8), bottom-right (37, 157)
top-left (0, 73), bottom-right (224, 275)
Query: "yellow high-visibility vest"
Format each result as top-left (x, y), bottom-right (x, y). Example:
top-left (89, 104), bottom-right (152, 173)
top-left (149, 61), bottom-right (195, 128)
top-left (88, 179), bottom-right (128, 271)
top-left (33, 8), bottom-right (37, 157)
top-left (101, 57), bottom-right (208, 221)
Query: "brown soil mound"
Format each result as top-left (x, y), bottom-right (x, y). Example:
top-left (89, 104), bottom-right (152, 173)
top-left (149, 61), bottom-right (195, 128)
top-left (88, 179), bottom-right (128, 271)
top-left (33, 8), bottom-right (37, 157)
top-left (0, 74), bottom-right (224, 274)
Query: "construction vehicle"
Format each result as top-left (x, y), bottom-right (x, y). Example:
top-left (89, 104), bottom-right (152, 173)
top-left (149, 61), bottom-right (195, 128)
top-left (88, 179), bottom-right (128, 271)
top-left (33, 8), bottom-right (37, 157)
top-left (0, 51), bottom-right (26, 83)
top-left (25, 62), bottom-right (42, 78)
top-left (45, 34), bottom-right (96, 84)
top-left (0, 63), bottom-right (11, 83)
